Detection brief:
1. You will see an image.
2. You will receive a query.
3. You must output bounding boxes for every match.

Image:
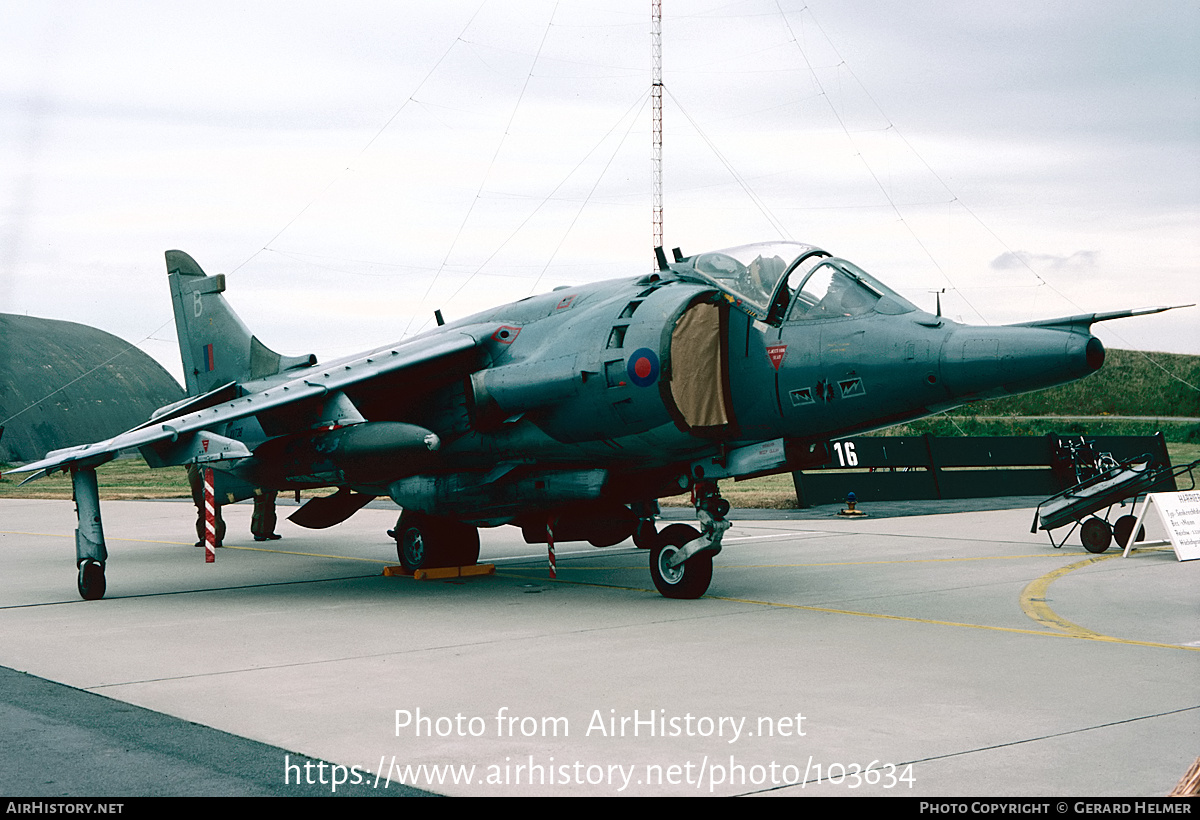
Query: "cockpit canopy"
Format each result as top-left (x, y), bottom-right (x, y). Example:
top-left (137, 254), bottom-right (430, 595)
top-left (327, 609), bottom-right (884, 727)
top-left (683, 241), bottom-right (917, 326)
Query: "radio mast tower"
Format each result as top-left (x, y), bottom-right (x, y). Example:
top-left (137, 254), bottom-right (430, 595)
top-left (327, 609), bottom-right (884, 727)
top-left (651, 0), bottom-right (663, 256)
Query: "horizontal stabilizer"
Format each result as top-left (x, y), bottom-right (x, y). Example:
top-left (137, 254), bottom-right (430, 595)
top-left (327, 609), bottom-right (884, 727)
top-left (288, 487), bottom-right (376, 529)
top-left (141, 383), bottom-right (239, 429)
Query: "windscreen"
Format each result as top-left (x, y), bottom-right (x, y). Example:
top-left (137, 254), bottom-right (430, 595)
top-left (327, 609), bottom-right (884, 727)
top-left (788, 259), bottom-right (917, 320)
top-left (687, 242), bottom-right (823, 323)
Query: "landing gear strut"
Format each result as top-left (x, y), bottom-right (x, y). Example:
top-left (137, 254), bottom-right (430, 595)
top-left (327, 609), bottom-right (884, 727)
top-left (647, 481), bottom-right (729, 599)
top-left (72, 467), bottom-right (108, 600)
top-left (632, 499), bottom-right (660, 550)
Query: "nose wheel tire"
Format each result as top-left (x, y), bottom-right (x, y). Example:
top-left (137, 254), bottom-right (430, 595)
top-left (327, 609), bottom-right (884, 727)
top-left (649, 524), bottom-right (712, 599)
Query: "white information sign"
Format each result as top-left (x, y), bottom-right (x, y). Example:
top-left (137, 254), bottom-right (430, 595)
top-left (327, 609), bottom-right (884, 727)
top-left (1123, 491), bottom-right (1200, 561)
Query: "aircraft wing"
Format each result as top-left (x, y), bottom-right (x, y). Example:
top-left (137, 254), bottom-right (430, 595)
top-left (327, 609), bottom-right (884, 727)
top-left (9, 328), bottom-right (487, 482)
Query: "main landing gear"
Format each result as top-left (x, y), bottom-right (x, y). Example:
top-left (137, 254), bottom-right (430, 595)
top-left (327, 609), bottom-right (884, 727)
top-left (391, 510), bottom-right (480, 573)
top-left (642, 482), bottom-right (730, 599)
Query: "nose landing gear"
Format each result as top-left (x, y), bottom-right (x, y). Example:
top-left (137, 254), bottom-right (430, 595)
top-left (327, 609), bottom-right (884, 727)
top-left (646, 481), bottom-right (729, 599)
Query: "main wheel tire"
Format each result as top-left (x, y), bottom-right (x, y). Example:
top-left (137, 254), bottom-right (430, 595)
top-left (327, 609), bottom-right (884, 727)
top-left (395, 511), bottom-right (479, 571)
top-left (649, 523), bottom-right (712, 599)
top-left (1112, 515), bottom-right (1145, 549)
top-left (1081, 517), bottom-right (1113, 554)
top-left (444, 519), bottom-right (480, 566)
top-left (77, 560), bottom-right (106, 601)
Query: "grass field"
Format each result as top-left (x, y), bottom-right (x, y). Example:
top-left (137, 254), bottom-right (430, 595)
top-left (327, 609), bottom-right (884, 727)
top-left (882, 416), bottom-right (1199, 443)
top-left (0, 458), bottom-right (188, 501)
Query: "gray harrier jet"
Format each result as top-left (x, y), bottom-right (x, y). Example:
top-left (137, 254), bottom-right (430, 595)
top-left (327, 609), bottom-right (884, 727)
top-left (12, 242), bottom-right (1175, 600)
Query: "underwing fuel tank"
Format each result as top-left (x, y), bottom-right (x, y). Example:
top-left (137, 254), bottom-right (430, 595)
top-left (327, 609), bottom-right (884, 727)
top-left (244, 421), bottom-right (441, 487)
top-left (938, 325), bottom-right (1105, 401)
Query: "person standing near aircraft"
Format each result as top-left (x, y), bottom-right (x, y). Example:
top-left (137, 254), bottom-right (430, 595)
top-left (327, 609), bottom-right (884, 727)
top-left (187, 465), bottom-right (281, 545)
top-left (252, 489), bottom-right (281, 541)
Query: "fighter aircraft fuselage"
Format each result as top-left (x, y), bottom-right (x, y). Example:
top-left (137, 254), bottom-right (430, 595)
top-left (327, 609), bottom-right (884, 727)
top-left (279, 243), bottom-right (1101, 531)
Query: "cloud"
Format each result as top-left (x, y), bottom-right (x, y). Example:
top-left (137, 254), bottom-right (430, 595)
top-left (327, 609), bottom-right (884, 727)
top-left (990, 250), bottom-right (1099, 271)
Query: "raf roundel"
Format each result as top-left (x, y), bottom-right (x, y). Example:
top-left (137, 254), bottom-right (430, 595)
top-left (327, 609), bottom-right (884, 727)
top-left (627, 348), bottom-right (659, 387)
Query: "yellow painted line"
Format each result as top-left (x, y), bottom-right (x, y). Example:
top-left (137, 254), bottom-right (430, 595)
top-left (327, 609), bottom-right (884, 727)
top-left (703, 593), bottom-right (1200, 652)
top-left (1018, 546), bottom-right (1174, 638)
top-left (3, 530), bottom-right (217, 548)
top-left (499, 553), bottom-right (1063, 571)
top-left (718, 554), bottom-right (1063, 569)
top-left (498, 570), bottom-right (658, 595)
top-left (509, 556), bottom-right (1198, 653)
top-left (11, 529), bottom-right (1189, 653)
top-left (0, 530), bottom-right (395, 564)
top-left (224, 544), bottom-right (392, 564)
top-left (1019, 554), bottom-right (1116, 637)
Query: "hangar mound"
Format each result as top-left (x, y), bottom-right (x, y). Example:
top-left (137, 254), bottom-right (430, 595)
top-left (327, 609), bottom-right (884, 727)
top-left (0, 314), bottom-right (184, 463)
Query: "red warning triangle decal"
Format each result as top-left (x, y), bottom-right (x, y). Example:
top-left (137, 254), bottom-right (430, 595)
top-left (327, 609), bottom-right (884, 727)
top-left (766, 344), bottom-right (787, 371)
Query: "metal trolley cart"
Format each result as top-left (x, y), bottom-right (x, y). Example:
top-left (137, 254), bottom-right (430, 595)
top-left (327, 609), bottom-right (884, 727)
top-left (1032, 451), bottom-right (1198, 553)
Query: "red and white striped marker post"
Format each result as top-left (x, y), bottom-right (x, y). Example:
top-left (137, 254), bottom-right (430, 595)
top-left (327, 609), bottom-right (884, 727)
top-left (204, 467), bottom-right (216, 563)
top-left (546, 515), bottom-right (556, 580)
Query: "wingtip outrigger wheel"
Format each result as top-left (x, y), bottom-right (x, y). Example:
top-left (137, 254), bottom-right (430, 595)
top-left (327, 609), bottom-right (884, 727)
top-left (77, 559), bottom-right (106, 600)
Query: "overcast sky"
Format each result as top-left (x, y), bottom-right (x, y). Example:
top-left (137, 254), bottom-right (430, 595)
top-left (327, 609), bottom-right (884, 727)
top-left (2, 0), bottom-right (1197, 387)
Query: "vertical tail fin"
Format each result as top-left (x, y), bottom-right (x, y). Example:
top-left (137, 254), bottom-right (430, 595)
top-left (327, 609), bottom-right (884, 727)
top-left (166, 250), bottom-right (315, 396)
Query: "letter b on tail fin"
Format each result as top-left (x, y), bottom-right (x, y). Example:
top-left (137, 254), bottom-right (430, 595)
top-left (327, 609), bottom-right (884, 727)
top-left (165, 250), bottom-right (314, 396)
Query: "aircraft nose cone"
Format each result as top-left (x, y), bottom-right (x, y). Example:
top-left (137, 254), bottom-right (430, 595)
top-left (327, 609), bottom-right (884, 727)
top-left (939, 327), bottom-right (1103, 400)
top-left (1085, 335), bottom-right (1105, 372)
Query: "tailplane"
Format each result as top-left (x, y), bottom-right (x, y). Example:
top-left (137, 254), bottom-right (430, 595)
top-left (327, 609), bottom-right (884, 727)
top-left (166, 250), bottom-right (315, 396)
